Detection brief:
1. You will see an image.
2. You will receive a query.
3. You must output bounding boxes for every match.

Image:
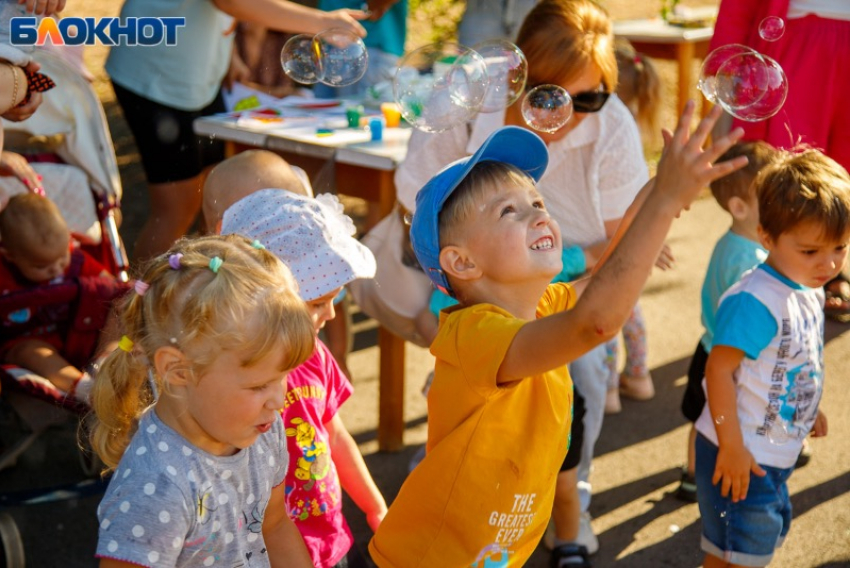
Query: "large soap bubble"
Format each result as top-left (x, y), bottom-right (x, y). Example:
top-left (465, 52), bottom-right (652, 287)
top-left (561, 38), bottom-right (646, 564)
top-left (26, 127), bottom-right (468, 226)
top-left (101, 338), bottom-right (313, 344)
top-left (281, 29), bottom-right (368, 87)
top-left (281, 34), bottom-right (322, 85)
top-left (521, 85), bottom-right (573, 134)
top-left (313, 28), bottom-right (368, 87)
top-left (698, 44), bottom-right (761, 104)
top-left (698, 44), bottom-right (788, 122)
top-left (473, 39), bottom-right (528, 113)
top-left (393, 43), bottom-right (488, 133)
top-left (716, 53), bottom-right (787, 122)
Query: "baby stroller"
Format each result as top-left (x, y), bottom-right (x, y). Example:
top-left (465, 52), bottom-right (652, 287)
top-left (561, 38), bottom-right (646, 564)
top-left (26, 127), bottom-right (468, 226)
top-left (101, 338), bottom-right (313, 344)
top-left (0, 48), bottom-right (130, 567)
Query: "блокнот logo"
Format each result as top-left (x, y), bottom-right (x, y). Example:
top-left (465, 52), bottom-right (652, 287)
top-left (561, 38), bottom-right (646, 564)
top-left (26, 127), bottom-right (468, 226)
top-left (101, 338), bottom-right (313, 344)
top-left (10, 17), bottom-right (186, 46)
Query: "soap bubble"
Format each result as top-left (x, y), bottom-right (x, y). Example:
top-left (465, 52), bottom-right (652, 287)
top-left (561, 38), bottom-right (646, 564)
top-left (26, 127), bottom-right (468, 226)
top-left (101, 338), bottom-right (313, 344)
top-left (472, 39), bottom-right (528, 112)
top-left (521, 85), bottom-right (573, 133)
top-left (718, 54), bottom-right (787, 122)
top-left (281, 29), bottom-right (368, 87)
top-left (767, 420), bottom-right (792, 445)
top-left (393, 43), bottom-right (488, 133)
top-left (759, 16), bottom-right (785, 42)
top-left (698, 44), bottom-right (788, 122)
top-left (313, 28), bottom-right (368, 87)
top-left (281, 34), bottom-right (322, 84)
top-left (698, 44), bottom-right (758, 104)
top-left (714, 51), bottom-right (770, 111)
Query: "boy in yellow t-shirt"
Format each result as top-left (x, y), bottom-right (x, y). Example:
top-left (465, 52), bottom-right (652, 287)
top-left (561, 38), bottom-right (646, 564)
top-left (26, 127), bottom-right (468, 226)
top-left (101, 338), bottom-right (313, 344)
top-left (369, 104), bottom-right (747, 567)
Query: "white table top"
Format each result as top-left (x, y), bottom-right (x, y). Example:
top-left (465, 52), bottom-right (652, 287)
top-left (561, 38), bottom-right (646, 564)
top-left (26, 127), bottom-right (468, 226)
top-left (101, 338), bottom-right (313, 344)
top-left (613, 17), bottom-right (714, 44)
top-left (193, 106), bottom-right (411, 171)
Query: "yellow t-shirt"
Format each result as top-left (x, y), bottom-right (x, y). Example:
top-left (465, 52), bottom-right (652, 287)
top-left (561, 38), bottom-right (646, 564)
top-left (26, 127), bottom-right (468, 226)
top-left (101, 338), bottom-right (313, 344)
top-left (370, 284), bottom-right (576, 567)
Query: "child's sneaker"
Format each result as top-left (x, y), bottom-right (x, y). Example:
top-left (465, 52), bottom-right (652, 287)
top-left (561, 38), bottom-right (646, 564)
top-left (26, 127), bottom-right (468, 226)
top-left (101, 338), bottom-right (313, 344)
top-left (675, 467), bottom-right (698, 502)
top-left (550, 543), bottom-right (592, 568)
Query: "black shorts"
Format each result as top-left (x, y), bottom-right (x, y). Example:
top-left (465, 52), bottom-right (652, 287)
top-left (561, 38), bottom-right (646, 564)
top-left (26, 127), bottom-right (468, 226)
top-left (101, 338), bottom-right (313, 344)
top-left (681, 341), bottom-right (709, 422)
top-left (111, 82), bottom-right (226, 184)
top-left (561, 387), bottom-right (586, 472)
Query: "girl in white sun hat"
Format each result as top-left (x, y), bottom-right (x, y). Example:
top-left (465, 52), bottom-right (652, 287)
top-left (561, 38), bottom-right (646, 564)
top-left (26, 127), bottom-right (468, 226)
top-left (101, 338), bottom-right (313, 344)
top-left (222, 189), bottom-right (387, 568)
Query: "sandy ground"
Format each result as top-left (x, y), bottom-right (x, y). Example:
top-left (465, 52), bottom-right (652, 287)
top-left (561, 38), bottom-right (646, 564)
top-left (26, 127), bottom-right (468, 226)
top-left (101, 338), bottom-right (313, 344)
top-left (2, 1), bottom-right (849, 567)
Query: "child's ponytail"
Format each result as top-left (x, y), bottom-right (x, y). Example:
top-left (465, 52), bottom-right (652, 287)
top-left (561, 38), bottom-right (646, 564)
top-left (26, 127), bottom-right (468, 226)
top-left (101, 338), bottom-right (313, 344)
top-left (615, 40), bottom-right (662, 144)
top-left (89, 292), bottom-right (155, 470)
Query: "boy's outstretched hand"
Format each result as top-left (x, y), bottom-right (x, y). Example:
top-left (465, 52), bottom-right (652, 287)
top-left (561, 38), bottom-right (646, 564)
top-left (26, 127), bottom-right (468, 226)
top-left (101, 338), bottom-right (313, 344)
top-left (655, 101), bottom-right (749, 214)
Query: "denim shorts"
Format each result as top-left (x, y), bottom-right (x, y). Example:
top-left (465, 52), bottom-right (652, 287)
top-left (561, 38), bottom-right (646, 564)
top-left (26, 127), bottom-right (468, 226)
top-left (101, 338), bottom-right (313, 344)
top-left (695, 433), bottom-right (793, 567)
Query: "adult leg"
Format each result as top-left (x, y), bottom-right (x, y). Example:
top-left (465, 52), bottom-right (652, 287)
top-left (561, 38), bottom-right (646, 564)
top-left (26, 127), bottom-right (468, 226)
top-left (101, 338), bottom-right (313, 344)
top-left (568, 342), bottom-right (608, 552)
top-left (134, 175), bottom-right (204, 262)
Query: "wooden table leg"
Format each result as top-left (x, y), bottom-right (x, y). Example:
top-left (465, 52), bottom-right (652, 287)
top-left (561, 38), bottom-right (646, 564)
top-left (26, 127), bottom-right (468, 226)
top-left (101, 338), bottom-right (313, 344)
top-left (676, 41), bottom-right (695, 116)
top-left (378, 326), bottom-right (406, 452)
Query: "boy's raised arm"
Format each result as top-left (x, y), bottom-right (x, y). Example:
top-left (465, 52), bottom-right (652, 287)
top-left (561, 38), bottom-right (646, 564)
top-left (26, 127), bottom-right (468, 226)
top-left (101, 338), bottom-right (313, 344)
top-left (499, 103), bottom-right (749, 383)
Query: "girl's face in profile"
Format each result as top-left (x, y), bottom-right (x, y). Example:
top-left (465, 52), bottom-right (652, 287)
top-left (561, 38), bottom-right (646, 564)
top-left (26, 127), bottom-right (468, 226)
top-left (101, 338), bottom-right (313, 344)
top-left (305, 286), bottom-right (344, 334)
top-left (165, 347), bottom-right (289, 457)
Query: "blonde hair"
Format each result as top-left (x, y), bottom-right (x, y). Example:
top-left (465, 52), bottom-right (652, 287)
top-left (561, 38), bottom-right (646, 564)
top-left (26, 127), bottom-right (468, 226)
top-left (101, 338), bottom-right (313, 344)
top-left (757, 148), bottom-right (850, 242)
top-left (710, 141), bottom-right (776, 212)
top-left (615, 40), bottom-right (661, 139)
top-left (90, 234), bottom-right (315, 471)
top-left (516, 0), bottom-right (617, 93)
top-left (0, 193), bottom-right (68, 255)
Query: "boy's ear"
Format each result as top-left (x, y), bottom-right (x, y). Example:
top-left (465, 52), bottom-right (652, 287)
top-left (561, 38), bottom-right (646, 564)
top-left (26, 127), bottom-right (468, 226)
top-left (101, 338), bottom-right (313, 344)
top-left (756, 224), bottom-right (773, 251)
top-left (153, 346), bottom-right (193, 386)
top-left (727, 196), bottom-right (749, 221)
top-left (439, 245), bottom-right (482, 283)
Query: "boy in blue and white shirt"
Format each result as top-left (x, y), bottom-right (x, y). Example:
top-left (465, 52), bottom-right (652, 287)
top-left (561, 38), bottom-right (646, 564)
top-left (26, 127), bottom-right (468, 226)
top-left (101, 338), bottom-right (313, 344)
top-left (695, 148), bottom-right (850, 568)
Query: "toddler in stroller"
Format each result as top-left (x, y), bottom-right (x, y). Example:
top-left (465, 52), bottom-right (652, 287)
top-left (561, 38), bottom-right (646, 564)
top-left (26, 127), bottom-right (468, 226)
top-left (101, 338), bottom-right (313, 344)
top-left (0, 192), bottom-right (126, 405)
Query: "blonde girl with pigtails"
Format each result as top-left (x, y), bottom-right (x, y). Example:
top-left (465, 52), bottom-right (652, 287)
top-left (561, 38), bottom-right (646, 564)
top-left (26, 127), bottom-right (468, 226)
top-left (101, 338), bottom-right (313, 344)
top-left (90, 234), bottom-right (317, 568)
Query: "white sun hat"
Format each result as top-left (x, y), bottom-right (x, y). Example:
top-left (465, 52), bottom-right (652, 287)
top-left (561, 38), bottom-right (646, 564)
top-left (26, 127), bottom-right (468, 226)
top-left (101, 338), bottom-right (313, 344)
top-left (221, 189), bottom-right (376, 301)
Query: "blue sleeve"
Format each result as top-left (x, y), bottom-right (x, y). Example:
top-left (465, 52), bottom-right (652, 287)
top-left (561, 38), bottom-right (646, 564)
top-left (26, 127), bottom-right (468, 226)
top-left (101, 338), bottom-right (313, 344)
top-left (429, 288), bottom-right (459, 317)
top-left (551, 245), bottom-right (587, 283)
top-left (713, 292), bottom-right (776, 359)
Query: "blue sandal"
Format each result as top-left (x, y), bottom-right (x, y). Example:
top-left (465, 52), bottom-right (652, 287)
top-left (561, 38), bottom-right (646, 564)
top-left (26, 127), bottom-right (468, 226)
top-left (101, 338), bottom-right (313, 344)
top-left (550, 543), bottom-right (592, 568)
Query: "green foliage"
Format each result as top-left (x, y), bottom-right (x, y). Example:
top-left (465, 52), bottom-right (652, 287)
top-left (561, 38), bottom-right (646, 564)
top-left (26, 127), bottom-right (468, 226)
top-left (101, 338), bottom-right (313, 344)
top-left (407, 0), bottom-right (466, 49)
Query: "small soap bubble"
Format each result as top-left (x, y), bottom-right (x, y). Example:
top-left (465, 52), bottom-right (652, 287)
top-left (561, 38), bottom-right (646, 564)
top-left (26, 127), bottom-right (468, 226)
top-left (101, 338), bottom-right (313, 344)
top-left (714, 415), bottom-right (725, 425)
top-left (393, 43), bottom-right (488, 133)
top-left (314, 28), bottom-right (368, 87)
top-left (697, 44), bottom-right (758, 104)
top-left (759, 16), bottom-right (785, 42)
top-left (767, 421), bottom-right (792, 445)
top-left (281, 34), bottom-right (322, 84)
top-left (669, 524), bottom-right (681, 534)
top-left (472, 39), bottom-right (528, 112)
top-left (521, 85), bottom-right (573, 134)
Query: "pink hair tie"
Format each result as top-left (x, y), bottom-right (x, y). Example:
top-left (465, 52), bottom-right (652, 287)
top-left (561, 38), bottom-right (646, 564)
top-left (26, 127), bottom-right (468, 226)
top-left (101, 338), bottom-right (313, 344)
top-left (134, 280), bottom-right (150, 296)
top-left (168, 253), bottom-right (183, 270)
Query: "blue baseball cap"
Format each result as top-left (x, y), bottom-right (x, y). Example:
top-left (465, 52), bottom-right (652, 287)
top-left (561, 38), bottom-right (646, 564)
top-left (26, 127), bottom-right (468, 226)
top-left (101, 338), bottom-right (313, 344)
top-left (409, 126), bottom-right (549, 296)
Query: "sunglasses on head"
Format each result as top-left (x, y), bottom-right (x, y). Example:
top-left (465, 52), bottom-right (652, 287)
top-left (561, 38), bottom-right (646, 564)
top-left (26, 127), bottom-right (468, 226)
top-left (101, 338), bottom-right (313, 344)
top-left (571, 90), bottom-right (611, 114)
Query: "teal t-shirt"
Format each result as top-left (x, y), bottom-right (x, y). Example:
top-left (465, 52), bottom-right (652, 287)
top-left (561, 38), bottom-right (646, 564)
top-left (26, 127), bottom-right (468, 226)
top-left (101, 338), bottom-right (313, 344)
top-left (699, 229), bottom-right (767, 351)
top-left (319, 0), bottom-right (407, 56)
top-left (105, 0), bottom-right (234, 111)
